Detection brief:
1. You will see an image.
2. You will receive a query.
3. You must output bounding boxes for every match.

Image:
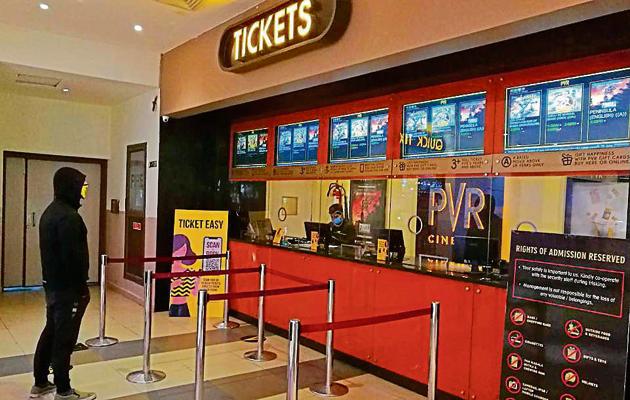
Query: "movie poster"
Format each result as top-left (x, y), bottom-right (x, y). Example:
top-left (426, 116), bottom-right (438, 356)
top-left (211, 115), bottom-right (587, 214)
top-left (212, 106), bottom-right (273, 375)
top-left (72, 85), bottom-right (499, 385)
top-left (508, 90), bottom-right (543, 147)
top-left (545, 84), bottom-right (584, 144)
top-left (170, 210), bottom-right (229, 318)
top-left (292, 126), bottom-right (307, 161)
top-left (331, 120), bottom-right (349, 160)
top-left (350, 117), bottom-right (369, 158)
top-left (431, 104), bottom-right (457, 153)
top-left (459, 98), bottom-right (486, 150)
top-left (307, 124), bottom-right (319, 161)
top-left (588, 77), bottom-right (630, 141)
top-left (369, 113), bottom-right (389, 157)
top-left (350, 180), bottom-right (387, 229)
top-left (277, 126), bottom-right (293, 164)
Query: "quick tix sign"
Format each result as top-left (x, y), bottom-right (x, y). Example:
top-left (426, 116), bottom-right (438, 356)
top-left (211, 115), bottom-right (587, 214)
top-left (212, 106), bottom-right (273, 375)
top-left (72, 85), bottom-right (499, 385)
top-left (218, 0), bottom-right (349, 71)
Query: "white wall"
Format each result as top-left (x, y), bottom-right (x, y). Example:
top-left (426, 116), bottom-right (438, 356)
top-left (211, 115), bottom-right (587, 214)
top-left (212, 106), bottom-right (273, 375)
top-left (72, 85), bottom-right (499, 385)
top-left (0, 91), bottom-right (111, 191)
top-left (108, 89), bottom-right (160, 217)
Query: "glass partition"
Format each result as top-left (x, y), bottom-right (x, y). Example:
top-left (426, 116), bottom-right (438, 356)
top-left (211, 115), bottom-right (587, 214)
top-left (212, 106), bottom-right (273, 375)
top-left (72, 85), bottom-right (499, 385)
top-left (228, 175), bottom-right (630, 278)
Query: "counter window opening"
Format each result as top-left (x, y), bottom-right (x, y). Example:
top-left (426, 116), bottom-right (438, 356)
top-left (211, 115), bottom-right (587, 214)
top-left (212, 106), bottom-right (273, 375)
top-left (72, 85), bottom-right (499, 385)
top-left (276, 119), bottom-right (320, 166)
top-left (401, 91), bottom-right (487, 159)
top-left (229, 174), bottom-right (630, 282)
top-left (233, 128), bottom-right (269, 168)
top-left (329, 108), bottom-right (389, 163)
top-left (504, 67), bottom-right (630, 154)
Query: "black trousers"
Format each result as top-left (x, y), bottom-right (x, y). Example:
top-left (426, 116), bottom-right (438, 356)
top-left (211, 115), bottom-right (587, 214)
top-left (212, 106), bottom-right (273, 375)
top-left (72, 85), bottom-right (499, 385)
top-left (33, 287), bottom-right (90, 393)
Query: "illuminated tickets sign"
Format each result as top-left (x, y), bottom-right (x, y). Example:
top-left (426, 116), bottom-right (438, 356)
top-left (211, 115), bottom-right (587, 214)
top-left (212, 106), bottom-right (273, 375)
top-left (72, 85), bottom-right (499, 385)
top-left (219, 0), bottom-right (349, 71)
top-left (402, 92), bottom-right (486, 159)
top-left (233, 128), bottom-right (268, 168)
top-left (505, 68), bottom-right (630, 153)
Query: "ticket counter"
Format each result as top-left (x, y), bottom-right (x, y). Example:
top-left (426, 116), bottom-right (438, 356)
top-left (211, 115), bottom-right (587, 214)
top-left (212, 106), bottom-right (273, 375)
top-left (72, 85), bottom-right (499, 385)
top-left (224, 51), bottom-right (630, 399)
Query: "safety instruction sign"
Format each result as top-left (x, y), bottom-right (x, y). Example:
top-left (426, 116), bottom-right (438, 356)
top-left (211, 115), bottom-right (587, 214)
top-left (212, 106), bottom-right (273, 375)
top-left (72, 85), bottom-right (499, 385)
top-left (500, 231), bottom-right (629, 399)
top-left (169, 210), bottom-right (228, 318)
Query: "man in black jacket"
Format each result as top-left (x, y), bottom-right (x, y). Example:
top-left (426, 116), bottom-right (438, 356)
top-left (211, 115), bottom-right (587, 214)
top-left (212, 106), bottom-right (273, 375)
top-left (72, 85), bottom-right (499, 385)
top-left (31, 167), bottom-right (96, 400)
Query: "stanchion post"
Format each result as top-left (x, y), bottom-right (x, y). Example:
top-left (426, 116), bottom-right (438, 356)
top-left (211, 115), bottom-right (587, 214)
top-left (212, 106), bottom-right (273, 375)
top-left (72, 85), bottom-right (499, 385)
top-left (427, 301), bottom-right (440, 400)
top-left (286, 319), bottom-right (301, 400)
top-left (194, 290), bottom-right (208, 400)
top-left (214, 251), bottom-right (240, 329)
top-left (244, 263), bottom-right (277, 361)
top-left (126, 270), bottom-right (166, 384)
top-left (310, 280), bottom-right (348, 397)
top-left (86, 254), bottom-right (119, 347)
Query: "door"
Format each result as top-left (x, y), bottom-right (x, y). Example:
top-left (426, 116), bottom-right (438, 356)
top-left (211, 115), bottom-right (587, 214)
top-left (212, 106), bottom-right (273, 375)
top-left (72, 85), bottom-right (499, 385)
top-left (124, 143), bottom-right (147, 283)
top-left (2, 157), bottom-right (26, 287)
top-left (2, 155), bottom-right (103, 289)
top-left (24, 160), bottom-right (101, 286)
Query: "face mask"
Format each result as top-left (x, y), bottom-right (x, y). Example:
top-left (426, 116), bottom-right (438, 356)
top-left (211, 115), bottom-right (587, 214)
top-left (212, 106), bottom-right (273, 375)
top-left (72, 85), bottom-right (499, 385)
top-left (81, 183), bottom-right (89, 200)
top-left (332, 216), bottom-right (343, 226)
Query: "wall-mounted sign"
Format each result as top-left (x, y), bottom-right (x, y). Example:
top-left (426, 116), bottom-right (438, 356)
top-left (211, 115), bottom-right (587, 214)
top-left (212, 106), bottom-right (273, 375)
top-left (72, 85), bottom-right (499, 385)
top-left (219, 0), bottom-right (349, 71)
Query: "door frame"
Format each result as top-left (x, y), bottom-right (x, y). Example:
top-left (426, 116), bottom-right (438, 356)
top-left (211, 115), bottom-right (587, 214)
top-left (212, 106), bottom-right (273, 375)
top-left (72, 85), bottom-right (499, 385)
top-left (123, 143), bottom-right (147, 284)
top-left (1, 151), bottom-right (108, 289)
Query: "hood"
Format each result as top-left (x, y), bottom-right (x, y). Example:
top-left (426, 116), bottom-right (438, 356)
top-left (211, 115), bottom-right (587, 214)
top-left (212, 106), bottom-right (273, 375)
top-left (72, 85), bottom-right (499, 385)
top-left (53, 167), bottom-right (86, 209)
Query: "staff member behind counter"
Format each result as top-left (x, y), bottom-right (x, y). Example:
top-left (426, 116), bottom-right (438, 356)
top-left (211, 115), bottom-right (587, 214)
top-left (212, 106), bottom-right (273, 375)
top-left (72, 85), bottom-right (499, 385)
top-left (328, 203), bottom-right (356, 245)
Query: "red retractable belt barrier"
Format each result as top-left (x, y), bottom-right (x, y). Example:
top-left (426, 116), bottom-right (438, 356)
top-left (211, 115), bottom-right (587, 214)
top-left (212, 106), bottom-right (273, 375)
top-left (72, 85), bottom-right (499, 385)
top-left (266, 268), bottom-right (326, 286)
top-left (205, 283), bottom-right (328, 302)
top-left (300, 307), bottom-right (432, 333)
top-left (152, 267), bottom-right (260, 280)
top-left (107, 253), bottom-right (228, 264)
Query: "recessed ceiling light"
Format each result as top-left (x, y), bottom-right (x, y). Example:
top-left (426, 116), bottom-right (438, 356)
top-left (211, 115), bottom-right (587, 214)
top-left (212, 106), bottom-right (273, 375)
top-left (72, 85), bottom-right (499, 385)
top-left (39, 3), bottom-right (49, 10)
top-left (134, 24), bottom-right (143, 32)
top-left (62, 88), bottom-right (70, 93)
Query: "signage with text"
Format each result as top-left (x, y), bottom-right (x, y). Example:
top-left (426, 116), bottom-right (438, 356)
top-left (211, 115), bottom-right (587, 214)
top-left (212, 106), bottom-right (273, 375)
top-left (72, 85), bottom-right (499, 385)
top-left (219, 0), bottom-right (348, 71)
top-left (500, 231), bottom-right (630, 399)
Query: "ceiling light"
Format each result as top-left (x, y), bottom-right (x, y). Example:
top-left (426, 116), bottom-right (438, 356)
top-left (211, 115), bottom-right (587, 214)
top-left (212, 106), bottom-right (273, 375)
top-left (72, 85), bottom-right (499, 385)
top-left (62, 88), bottom-right (70, 93)
top-left (39, 3), bottom-right (49, 10)
top-left (134, 24), bottom-right (143, 32)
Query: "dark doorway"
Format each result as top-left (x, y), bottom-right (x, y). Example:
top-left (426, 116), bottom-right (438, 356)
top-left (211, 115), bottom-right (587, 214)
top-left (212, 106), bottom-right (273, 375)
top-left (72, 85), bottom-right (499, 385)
top-left (124, 143), bottom-right (147, 283)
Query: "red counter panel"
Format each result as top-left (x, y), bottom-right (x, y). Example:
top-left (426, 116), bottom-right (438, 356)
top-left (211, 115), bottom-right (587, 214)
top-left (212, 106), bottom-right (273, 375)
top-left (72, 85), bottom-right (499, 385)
top-left (229, 241), bottom-right (507, 399)
top-left (371, 267), bottom-right (474, 398)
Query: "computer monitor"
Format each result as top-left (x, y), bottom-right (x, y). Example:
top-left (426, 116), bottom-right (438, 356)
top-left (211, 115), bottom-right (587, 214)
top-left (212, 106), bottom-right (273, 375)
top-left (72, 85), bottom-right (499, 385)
top-left (304, 222), bottom-right (331, 245)
top-left (253, 218), bottom-right (273, 240)
top-left (372, 228), bottom-right (405, 262)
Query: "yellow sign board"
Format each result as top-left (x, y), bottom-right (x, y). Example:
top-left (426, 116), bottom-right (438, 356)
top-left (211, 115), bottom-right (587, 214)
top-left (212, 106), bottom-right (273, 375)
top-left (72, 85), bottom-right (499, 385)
top-left (169, 210), bottom-right (228, 318)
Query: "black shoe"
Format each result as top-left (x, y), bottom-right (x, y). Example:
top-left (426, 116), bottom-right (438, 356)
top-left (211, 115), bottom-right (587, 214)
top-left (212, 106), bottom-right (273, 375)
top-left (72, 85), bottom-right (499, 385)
top-left (30, 381), bottom-right (56, 398)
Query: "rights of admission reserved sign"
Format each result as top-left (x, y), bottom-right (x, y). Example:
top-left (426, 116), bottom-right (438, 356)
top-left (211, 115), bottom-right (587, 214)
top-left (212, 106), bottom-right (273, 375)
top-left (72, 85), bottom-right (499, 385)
top-left (500, 231), bottom-right (629, 399)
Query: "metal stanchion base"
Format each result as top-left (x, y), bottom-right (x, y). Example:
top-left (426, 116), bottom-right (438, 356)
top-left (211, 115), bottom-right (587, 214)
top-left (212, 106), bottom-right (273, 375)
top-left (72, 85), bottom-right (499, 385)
top-left (85, 337), bottom-right (119, 348)
top-left (309, 382), bottom-right (349, 397)
top-left (244, 350), bottom-right (277, 362)
top-left (240, 334), bottom-right (266, 343)
top-left (126, 370), bottom-right (166, 384)
top-left (213, 320), bottom-right (240, 329)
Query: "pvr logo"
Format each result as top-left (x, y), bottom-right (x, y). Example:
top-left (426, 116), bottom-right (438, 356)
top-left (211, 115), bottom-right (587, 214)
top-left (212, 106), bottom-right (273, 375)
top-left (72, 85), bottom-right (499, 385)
top-left (429, 183), bottom-right (485, 232)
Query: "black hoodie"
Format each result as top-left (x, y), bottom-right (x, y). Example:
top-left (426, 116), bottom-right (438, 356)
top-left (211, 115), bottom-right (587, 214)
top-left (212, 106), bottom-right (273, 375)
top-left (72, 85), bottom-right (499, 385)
top-left (39, 167), bottom-right (89, 291)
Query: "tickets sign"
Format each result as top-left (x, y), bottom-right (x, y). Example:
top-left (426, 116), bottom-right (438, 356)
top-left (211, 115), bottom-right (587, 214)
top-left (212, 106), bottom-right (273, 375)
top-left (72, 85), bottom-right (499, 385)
top-left (500, 231), bottom-right (630, 399)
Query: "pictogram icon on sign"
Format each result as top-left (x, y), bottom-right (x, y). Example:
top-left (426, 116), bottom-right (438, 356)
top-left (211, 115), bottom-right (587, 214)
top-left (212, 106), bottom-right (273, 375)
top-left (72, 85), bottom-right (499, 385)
top-left (561, 368), bottom-right (580, 388)
top-left (563, 344), bottom-right (582, 364)
top-left (565, 320), bottom-right (583, 339)
top-left (501, 156), bottom-right (512, 168)
top-left (507, 353), bottom-right (523, 371)
top-left (508, 330), bottom-right (524, 349)
top-left (510, 308), bottom-right (526, 326)
top-left (560, 394), bottom-right (576, 400)
top-left (505, 376), bottom-right (522, 394)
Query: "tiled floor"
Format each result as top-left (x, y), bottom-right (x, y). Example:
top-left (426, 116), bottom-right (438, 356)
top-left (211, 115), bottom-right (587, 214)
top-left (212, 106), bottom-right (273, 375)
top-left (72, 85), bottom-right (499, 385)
top-left (0, 287), bottom-right (426, 399)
